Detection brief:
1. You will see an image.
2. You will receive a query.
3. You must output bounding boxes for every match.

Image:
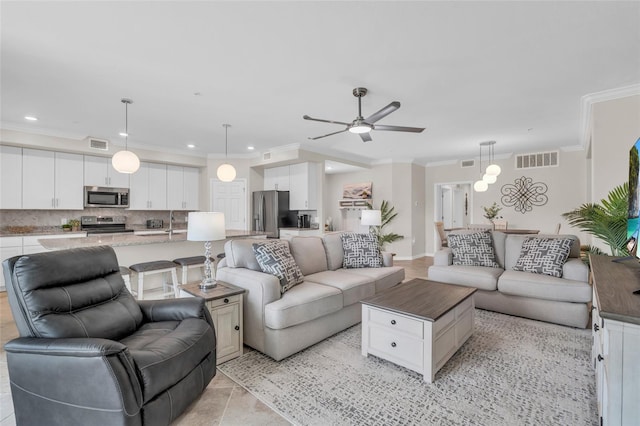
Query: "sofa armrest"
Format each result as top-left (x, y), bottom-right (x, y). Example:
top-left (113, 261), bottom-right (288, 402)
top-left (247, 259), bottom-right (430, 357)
top-left (563, 258), bottom-right (589, 282)
top-left (5, 337), bottom-right (143, 418)
top-left (382, 252), bottom-right (394, 267)
top-left (434, 248), bottom-right (453, 266)
top-left (138, 297), bottom-right (213, 326)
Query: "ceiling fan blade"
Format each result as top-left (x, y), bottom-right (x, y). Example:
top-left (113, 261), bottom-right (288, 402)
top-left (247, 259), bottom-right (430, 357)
top-left (303, 115), bottom-right (350, 126)
top-left (308, 129), bottom-right (348, 140)
top-left (374, 124), bottom-right (425, 133)
top-left (359, 132), bottom-right (372, 142)
top-left (364, 101), bottom-right (400, 124)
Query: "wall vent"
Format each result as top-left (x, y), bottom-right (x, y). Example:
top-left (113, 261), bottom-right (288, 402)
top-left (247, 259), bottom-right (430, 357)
top-left (87, 137), bottom-right (109, 151)
top-left (263, 152), bottom-right (271, 160)
top-left (515, 151), bottom-right (559, 169)
top-left (461, 159), bottom-right (475, 168)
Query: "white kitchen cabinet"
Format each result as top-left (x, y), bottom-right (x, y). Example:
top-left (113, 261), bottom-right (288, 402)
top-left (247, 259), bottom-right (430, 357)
top-left (167, 165), bottom-right (200, 210)
top-left (129, 162), bottom-right (167, 210)
top-left (84, 155), bottom-right (130, 188)
top-left (0, 145), bottom-right (22, 209)
top-left (22, 149), bottom-right (84, 210)
top-left (264, 165), bottom-right (290, 191)
top-left (279, 228), bottom-right (323, 240)
top-left (0, 237), bottom-right (23, 289)
top-left (289, 162), bottom-right (317, 210)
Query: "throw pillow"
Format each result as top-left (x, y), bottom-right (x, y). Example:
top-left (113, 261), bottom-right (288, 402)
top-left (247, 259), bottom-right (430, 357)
top-left (448, 231), bottom-right (500, 268)
top-left (341, 233), bottom-right (383, 268)
top-left (513, 237), bottom-right (573, 278)
top-left (253, 241), bottom-right (304, 293)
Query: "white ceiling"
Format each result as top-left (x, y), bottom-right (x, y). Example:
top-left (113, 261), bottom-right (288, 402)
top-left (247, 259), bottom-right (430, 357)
top-left (2, 1), bottom-right (639, 166)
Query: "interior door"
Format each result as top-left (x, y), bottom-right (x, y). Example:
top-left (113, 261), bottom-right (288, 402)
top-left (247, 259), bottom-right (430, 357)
top-left (211, 179), bottom-right (247, 230)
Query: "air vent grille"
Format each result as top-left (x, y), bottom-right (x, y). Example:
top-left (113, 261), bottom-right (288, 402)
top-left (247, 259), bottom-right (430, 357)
top-left (263, 152), bottom-right (271, 160)
top-left (461, 159), bottom-right (475, 168)
top-left (516, 151), bottom-right (559, 169)
top-left (88, 138), bottom-right (109, 151)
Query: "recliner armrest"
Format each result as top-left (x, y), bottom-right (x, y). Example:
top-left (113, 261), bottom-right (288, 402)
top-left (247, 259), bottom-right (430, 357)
top-left (4, 337), bottom-right (127, 357)
top-left (138, 297), bottom-right (212, 325)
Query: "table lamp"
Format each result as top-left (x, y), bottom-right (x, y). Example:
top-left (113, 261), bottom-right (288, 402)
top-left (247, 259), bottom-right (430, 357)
top-left (361, 209), bottom-right (382, 231)
top-left (187, 212), bottom-right (226, 289)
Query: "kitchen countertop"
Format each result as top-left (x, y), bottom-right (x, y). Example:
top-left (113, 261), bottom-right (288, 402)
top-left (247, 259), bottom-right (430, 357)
top-left (38, 229), bottom-right (267, 250)
top-left (279, 227), bottom-right (321, 230)
top-left (0, 225), bottom-right (187, 237)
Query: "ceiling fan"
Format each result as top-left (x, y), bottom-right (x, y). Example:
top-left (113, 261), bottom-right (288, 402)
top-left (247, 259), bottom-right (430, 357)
top-left (303, 87), bottom-right (425, 142)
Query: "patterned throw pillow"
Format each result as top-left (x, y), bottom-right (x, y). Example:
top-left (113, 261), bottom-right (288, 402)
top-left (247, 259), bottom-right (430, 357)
top-left (513, 237), bottom-right (573, 278)
top-left (253, 241), bottom-right (304, 293)
top-left (448, 231), bottom-right (500, 268)
top-left (341, 233), bottom-right (382, 269)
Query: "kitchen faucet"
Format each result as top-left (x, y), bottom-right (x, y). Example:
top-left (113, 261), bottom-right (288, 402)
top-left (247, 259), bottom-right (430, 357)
top-left (167, 210), bottom-right (175, 235)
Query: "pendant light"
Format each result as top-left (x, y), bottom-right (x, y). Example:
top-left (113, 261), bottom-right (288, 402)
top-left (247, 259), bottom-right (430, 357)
top-left (112, 98), bottom-right (140, 174)
top-left (474, 143), bottom-right (488, 192)
top-left (485, 140), bottom-right (501, 177)
top-left (216, 123), bottom-right (236, 182)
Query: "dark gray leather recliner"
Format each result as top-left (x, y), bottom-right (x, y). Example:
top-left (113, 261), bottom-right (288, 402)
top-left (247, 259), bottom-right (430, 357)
top-left (3, 245), bottom-right (217, 426)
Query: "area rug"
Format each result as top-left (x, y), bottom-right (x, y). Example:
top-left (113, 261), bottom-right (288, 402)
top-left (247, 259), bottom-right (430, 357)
top-left (218, 309), bottom-right (597, 426)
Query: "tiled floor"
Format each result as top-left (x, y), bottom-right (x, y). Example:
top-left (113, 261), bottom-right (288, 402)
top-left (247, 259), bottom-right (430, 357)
top-left (0, 256), bottom-right (431, 425)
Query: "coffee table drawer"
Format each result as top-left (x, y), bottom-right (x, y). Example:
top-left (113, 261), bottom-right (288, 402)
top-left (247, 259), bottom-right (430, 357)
top-left (368, 326), bottom-right (423, 369)
top-left (368, 307), bottom-right (423, 338)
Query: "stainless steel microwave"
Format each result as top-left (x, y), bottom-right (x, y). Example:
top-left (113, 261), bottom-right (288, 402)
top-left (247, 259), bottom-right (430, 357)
top-left (84, 186), bottom-right (129, 208)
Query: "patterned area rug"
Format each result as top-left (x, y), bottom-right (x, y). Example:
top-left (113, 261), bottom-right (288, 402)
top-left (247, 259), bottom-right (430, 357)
top-left (218, 309), bottom-right (597, 426)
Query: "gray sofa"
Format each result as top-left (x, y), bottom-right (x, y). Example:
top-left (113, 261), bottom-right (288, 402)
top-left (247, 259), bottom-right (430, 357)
top-left (216, 233), bottom-right (405, 360)
top-left (428, 231), bottom-right (591, 328)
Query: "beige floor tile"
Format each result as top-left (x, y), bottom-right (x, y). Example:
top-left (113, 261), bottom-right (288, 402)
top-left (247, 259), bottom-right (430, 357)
top-left (219, 387), bottom-right (291, 426)
top-left (172, 385), bottom-right (233, 426)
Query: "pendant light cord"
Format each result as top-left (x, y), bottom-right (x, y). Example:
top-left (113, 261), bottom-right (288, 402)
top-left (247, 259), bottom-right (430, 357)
top-left (223, 123), bottom-right (231, 159)
top-left (125, 101), bottom-right (128, 150)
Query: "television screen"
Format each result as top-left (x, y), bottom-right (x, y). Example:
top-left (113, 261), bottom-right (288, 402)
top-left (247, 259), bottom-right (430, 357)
top-left (627, 137), bottom-right (640, 257)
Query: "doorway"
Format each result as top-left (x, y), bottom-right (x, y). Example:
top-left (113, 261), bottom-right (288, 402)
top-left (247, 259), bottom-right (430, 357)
top-left (434, 182), bottom-right (472, 230)
top-left (211, 178), bottom-right (247, 230)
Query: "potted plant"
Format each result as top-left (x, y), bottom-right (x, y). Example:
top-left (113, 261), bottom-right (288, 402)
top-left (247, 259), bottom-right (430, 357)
top-left (61, 224), bottom-right (72, 232)
top-left (482, 202), bottom-right (502, 220)
top-left (368, 200), bottom-right (404, 252)
top-left (68, 219), bottom-right (81, 232)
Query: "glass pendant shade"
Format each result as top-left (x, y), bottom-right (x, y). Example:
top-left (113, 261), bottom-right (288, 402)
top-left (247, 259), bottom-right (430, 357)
top-left (483, 173), bottom-right (497, 184)
top-left (217, 163), bottom-right (236, 182)
top-left (112, 150), bottom-right (140, 174)
top-left (474, 180), bottom-right (488, 192)
top-left (486, 163), bottom-right (501, 176)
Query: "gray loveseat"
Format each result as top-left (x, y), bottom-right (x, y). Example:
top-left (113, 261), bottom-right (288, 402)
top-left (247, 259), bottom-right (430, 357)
top-left (216, 233), bottom-right (405, 360)
top-left (428, 231), bottom-right (591, 328)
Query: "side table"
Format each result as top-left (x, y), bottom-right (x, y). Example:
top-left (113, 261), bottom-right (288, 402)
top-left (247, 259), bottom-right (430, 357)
top-left (181, 281), bottom-right (245, 364)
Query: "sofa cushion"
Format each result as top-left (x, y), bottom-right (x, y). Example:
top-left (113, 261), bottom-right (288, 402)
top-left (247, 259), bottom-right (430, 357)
top-left (304, 270), bottom-right (375, 306)
top-left (341, 233), bottom-right (382, 268)
top-left (224, 239), bottom-right (264, 271)
top-left (121, 318), bottom-right (214, 403)
top-left (505, 234), bottom-right (580, 270)
top-left (322, 232), bottom-right (345, 271)
top-left (253, 241), bottom-right (304, 293)
top-left (343, 266), bottom-right (405, 293)
top-left (448, 231), bottom-right (500, 268)
top-left (289, 236), bottom-right (328, 275)
top-left (498, 270), bottom-right (592, 303)
top-left (264, 281), bottom-right (343, 329)
top-left (512, 237), bottom-right (573, 277)
top-left (427, 265), bottom-right (503, 291)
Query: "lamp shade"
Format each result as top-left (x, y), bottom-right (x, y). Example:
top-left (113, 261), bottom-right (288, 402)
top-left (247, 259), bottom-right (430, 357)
top-left (483, 173), bottom-right (497, 184)
top-left (474, 180), bottom-right (488, 192)
top-left (187, 212), bottom-right (226, 241)
top-left (361, 210), bottom-right (382, 226)
top-left (486, 163), bottom-right (501, 176)
top-left (216, 163), bottom-right (236, 182)
top-left (112, 150), bottom-right (140, 174)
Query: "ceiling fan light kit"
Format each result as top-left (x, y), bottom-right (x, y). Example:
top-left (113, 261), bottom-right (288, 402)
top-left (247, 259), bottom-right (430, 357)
top-left (112, 98), bottom-right (140, 174)
top-left (216, 123), bottom-right (236, 182)
top-left (303, 87), bottom-right (425, 142)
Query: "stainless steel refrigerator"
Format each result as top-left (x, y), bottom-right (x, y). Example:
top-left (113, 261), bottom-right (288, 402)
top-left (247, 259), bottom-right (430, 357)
top-left (252, 190), bottom-right (295, 238)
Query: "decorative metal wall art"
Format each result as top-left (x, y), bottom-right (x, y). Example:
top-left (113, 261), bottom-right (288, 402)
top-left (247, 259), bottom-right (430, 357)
top-left (500, 176), bottom-right (548, 214)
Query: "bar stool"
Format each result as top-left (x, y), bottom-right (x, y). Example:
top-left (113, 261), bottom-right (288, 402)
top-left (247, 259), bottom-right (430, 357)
top-left (129, 260), bottom-right (179, 300)
top-left (172, 256), bottom-right (207, 285)
top-left (119, 266), bottom-right (132, 293)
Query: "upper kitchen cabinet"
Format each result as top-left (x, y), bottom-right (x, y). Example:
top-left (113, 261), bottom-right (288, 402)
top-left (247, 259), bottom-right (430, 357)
top-left (289, 162), bottom-right (317, 210)
top-left (129, 162), bottom-right (167, 210)
top-left (84, 155), bottom-right (130, 188)
top-left (167, 165), bottom-right (199, 210)
top-left (0, 145), bottom-right (22, 209)
top-left (264, 165), bottom-right (290, 191)
top-left (22, 149), bottom-right (84, 210)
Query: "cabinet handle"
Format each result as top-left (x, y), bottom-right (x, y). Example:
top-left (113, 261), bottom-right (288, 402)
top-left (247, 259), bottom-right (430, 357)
top-left (223, 298), bottom-right (229, 303)
top-left (593, 323), bottom-right (600, 332)
top-left (234, 325), bottom-right (240, 331)
top-left (391, 342), bottom-right (397, 348)
top-left (390, 319), bottom-right (396, 325)
top-left (597, 354), bottom-right (604, 362)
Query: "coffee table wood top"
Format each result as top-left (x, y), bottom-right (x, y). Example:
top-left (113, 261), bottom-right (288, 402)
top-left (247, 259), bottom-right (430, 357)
top-left (361, 278), bottom-right (476, 322)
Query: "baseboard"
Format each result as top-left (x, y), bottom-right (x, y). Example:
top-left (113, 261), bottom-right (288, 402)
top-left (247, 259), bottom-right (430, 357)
top-left (395, 252), bottom-right (428, 261)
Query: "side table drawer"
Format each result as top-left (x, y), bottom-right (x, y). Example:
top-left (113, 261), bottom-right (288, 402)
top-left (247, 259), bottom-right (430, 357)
top-left (206, 294), bottom-right (241, 310)
top-left (368, 326), bottom-right (423, 370)
top-left (368, 307), bottom-right (423, 338)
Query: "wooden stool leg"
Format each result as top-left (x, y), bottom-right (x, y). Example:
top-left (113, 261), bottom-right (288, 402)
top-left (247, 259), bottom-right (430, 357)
top-left (171, 268), bottom-right (180, 298)
top-left (181, 266), bottom-right (188, 285)
top-left (137, 272), bottom-right (145, 300)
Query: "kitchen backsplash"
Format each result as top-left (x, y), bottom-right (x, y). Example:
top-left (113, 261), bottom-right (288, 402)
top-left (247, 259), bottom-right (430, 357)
top-left (0, 209), bottom-right (191, 229)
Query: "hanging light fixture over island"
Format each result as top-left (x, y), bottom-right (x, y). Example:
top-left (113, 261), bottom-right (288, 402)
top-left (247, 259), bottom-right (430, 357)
top-left (112, 98), bottom-right (140, 174)
top-left (216, 123), bottom-right (236, 182)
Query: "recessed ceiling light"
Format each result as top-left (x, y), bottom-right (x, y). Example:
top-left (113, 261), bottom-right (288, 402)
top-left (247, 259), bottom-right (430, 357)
top-left (326, 166), bottom-right (333, 170)
top-left (187, 144), bottom-right (195, 148)
top-left (119, 132), bottom-right (128, 137)
top-left (24, 116), bottom-right (38, 121)
top-left (247, 146), bottom-right (255, 150)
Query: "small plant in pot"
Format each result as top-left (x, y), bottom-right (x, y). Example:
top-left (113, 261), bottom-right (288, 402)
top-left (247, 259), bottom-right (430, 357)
top-left (367, 200), bottom-right (404, 252)
top-left (482, 202), bottom-right (502, 220)
top-left (61, 224), bottom-right (72, 232)
top-left (68, 219), bottom-right (81, 232)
